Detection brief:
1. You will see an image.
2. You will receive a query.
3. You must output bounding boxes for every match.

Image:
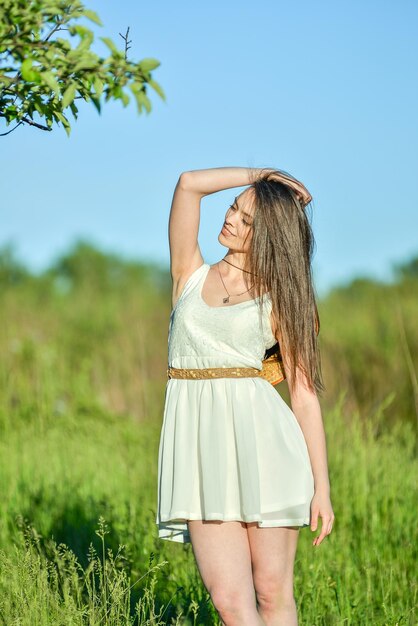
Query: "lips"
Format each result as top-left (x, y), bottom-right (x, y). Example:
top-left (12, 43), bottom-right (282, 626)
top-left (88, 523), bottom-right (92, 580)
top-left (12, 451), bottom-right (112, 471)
top-left (222, 223), bottom-right (234, 236)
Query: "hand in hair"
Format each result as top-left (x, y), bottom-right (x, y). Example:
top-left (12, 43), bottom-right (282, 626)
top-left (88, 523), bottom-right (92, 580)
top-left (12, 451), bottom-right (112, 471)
top-left (258, 168), bottom-right (313, 207)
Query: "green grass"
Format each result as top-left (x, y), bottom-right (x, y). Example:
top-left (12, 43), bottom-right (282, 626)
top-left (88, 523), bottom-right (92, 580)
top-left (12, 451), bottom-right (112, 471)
top-left (0, 243), bottom-right (416, 624)
top-left (0, 392), bottom-right (415, 624)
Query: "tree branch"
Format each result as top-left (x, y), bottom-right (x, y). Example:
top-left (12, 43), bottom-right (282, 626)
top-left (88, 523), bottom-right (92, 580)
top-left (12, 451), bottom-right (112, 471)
top-left (0, 121), bottom-right (23, 135)
top-left (19, 116), bottom-right (51, 131)
top-left (119, 27), bottom-right (132, 61)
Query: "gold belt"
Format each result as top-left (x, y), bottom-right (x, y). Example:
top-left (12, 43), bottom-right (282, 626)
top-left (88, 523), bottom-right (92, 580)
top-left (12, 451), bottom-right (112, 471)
top-left (167, 365), bottom-right (263, 380)
top-left (167, 353), bottom-right (285, 386)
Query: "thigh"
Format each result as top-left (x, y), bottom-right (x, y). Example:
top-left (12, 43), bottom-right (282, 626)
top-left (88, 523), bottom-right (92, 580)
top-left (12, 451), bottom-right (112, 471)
top-left (247, 523), bottom-right (300, 595)
top-left (187, 520), bottom-right (256, 600)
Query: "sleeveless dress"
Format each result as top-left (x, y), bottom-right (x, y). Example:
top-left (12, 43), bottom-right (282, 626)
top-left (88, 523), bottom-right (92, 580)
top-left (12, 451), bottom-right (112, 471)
top-left (155, 262), bottom-right (315, 543)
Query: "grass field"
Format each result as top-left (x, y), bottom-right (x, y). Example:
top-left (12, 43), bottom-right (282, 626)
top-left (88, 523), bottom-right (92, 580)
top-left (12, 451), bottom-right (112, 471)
top-left (0, 243), bottom-right (416, 625)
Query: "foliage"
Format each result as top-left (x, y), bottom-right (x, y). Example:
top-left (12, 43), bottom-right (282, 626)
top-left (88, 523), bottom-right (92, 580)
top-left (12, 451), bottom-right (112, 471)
top-left (0, 0), bottom-right (165, 136)
top-left (0, 240), bottom-right (32, 285)
top-left (0, 242), bottom-right (416, 622)
top-left (393, 255), bottom-right (418, 279)
top-left (317, 258), bottom-right (418, 427)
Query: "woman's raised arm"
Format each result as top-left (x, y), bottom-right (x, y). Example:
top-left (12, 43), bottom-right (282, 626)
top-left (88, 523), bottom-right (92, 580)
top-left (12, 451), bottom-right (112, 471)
top-left (168, 167), bottom-right (260, 307)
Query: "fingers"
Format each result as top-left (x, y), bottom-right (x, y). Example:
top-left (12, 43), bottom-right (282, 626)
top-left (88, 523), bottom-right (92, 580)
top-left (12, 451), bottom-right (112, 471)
top-left (313, 525), bottom-right (327, 546)
top-left (264, 172), bottom-right (312, 206)
top-left (288, 184), bottom-right (312, 207)
top-left (311, 514), bottom-right (335, 547)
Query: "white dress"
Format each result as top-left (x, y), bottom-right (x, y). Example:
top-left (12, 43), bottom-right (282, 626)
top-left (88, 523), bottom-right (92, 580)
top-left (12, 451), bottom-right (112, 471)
top-left (155, 262), bottom-right (315, 543)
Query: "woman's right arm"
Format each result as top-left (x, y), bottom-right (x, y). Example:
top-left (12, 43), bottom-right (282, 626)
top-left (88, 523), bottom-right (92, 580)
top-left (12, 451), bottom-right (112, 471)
top-left (169, 167), bottom-right (260, 307)
top-left (168, 173), bottom-right (206, 309)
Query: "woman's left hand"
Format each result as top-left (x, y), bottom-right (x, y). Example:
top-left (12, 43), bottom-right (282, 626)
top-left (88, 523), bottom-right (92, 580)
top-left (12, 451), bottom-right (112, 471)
top-left (310, 490), bottom-right (335, 547)
top-left (264, 171), bottom-right (313, 207)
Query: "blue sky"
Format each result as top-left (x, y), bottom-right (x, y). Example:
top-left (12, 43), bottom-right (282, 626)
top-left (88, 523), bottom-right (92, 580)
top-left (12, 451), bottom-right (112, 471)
top-left (1, 0), bottom-right (417, 298)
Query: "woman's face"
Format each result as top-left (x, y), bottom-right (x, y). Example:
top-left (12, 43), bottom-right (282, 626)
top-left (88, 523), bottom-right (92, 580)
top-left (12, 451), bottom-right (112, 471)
top-left (218, 189), bottom-right (255, 252)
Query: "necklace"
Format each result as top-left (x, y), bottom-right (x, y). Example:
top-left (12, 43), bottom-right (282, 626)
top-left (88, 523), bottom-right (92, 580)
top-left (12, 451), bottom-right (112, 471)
top-left (216, 263), bottom-right (254, 304)
top-left (221, 257), bottom-right (256, 275)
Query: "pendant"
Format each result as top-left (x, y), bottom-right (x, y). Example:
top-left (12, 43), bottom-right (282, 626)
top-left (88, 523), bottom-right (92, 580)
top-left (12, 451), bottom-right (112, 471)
top-left (223, 296), bottom-right (230, 303)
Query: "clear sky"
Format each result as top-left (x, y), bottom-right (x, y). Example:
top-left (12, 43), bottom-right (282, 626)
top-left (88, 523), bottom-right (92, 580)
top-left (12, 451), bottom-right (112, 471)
top-left (1, 0), bottom-right (417, 297)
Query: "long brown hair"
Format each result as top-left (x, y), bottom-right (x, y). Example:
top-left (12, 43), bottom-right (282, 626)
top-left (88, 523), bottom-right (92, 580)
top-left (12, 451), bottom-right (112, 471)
top-left (242, 167), bottom-right (325, 397)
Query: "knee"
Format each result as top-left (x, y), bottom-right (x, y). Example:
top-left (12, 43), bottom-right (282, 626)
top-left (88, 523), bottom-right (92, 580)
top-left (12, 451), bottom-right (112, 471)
top-left (254, 572), bottom-right (295, 614)
top-left (210, 587), bottom-right (255, 624)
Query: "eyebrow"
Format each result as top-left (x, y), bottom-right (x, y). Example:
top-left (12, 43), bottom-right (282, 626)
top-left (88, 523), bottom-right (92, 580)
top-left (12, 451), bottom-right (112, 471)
top-left (233, 197), bottom-right (253, 220)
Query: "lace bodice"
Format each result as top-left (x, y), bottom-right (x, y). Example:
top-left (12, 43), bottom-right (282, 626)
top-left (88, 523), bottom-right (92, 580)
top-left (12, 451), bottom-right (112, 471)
top-left (167, 262), bottom-right (277, 370)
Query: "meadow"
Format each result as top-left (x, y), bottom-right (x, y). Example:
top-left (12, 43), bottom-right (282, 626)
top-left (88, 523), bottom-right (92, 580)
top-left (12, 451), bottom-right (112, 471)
top-left (0, 241), bottom-right (416, 625)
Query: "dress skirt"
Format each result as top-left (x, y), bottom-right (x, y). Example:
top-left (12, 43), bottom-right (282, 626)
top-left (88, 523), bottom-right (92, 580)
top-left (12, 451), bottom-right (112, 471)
top-left (156, 375), bottom-right (315, 543)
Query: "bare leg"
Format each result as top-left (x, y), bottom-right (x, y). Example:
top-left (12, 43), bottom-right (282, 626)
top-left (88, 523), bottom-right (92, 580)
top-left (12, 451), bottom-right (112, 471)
top-left (247, 524), bottom-right (300, 626)
top-left (188, 520), bottom-right (266, 626)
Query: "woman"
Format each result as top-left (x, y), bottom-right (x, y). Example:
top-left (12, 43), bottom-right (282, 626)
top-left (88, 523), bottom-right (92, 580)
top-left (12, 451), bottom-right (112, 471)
top-left (155, 166), bottom-right (335, 626)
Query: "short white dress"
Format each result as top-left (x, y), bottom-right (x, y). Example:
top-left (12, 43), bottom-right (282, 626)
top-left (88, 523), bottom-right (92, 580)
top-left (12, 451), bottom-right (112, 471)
top-left (155, 262), bottom-right (315, 543)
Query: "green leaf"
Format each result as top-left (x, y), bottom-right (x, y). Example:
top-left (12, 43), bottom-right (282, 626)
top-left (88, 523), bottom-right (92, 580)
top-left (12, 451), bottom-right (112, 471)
top-left (148, 78), bottom-right (165, 101)
top-left (69, 101), bottom-right (79, 119)
top-left (128, 81), bottom-right (143, 94)
top-left (139, 58), bottom-right (161, 72)
top-left (72, 58), bottom-right (98, 72)
top-left (40, 71), bottom-right (61, 95)
top-left (120, 90), bottom-right (130, 107)
top-left (34, 99), bottom-right (45, 114)
top-left (133, 89), bottom-right (151, 114)
top-left (21, 59), bottom-right (33, 80)
top-left (54, 110), bottom-right (71, 136)
top-left (100, 37), bottom-right (119, 54)
top-left (77, 33), bottom-right (94, 52)
top-left (90, 96), bottom-right (101, 113)
top-left (142, 95), bottom-right (151, 113)
top-left (62, 83), bottom-right (77, 108)
top-left (73, 25), bottom-right (91, 39)
top-left (21, 59), bottom-right (41, 82)
top-left (82, 9), bottom-right (103, 26)
top-left (56, 37), bottom-right (71, 52)
top-left (53, 111), bottom-right (65, 123)
top-left (112, 84), bottom-right (123, 100)
top-left (93, 76), bottom-right (104, 98)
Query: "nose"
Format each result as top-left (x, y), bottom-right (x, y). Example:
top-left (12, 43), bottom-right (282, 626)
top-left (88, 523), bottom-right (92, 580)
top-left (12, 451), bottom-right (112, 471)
top-left (226, 208), bottom-right (238, 228)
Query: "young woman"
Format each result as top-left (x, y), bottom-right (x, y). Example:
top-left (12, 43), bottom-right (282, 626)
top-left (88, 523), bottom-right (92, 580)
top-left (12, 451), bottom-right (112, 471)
top-left (155, 166), bottom-right (334, 626)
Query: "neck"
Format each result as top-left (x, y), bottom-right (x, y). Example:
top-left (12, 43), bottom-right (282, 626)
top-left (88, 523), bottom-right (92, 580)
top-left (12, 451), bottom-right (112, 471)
top-left (222, 253), bottom-right (254, 276)
top-left (223, 253), bottom-right (246, 269)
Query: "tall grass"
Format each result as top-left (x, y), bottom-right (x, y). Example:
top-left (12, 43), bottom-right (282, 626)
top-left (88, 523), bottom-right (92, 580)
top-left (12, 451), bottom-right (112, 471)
top-left (0, 242), bottom-right (416, 624)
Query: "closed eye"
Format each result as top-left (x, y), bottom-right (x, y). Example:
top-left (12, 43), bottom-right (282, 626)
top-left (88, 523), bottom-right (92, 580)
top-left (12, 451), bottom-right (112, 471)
top-left (229, 205), bottom-right (251, 227)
